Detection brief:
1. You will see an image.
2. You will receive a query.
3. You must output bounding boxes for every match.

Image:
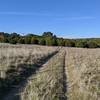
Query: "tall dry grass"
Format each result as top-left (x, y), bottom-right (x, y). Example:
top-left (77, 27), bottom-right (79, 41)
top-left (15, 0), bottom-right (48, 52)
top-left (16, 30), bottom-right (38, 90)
top-left (0, 43), bottom-right (100, 100)
top-left (0, 43), bottom-right (59, 99)
top-left (65, 48), bottom-right (100, 100)
top-left (21, 49), bottom-right (66, 100)
top-left (0, 43), bottom-right (58, 78)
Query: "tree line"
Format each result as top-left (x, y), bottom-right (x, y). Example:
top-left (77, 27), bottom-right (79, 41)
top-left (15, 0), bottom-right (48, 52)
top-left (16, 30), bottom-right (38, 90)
top-left (0, 32), bottom-right (100, 48)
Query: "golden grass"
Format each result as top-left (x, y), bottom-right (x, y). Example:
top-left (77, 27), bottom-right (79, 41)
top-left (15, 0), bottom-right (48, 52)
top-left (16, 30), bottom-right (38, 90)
top-left (0, 44), bottom-right (58, 78)
top-left (65, 48), bottom-right (100, 100)
top-left (0, 43), bottom-right (100, 100)
top-left (21, 50), bottom-right (66, 100)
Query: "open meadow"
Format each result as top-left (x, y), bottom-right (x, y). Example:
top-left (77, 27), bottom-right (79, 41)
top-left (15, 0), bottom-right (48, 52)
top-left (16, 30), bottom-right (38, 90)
top-left (0, 0), bottom-right (99, 100)
top-left (0, 43), bottom-right (100, 100)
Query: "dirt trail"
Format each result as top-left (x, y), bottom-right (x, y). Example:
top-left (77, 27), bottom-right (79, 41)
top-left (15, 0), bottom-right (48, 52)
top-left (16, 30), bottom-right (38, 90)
top-left (64, 49), bottom-right (70, 100)
top-left (62, 51), bottom-right (67, 100)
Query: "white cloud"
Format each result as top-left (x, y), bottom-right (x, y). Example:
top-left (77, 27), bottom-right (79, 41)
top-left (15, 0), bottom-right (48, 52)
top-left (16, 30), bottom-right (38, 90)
top-left (0, 12), bottom-right (43, 15)
top-left (56, 16), bottom-right (96, 21)
top-left (0, 12), bottom-right (96, 21)
top-left (0, 11), bottom-right (62, 17)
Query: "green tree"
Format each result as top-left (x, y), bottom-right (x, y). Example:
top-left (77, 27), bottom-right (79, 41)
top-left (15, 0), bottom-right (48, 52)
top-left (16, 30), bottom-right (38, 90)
top-left (42, 32), bottom-right (53, 38)
top-left (10, 33), bottom-right (20, 38)
top-left (52, 39), bottom-right (58, 46)
top-left (57, 38), bottom-right (65, 46)
top-left (24, 37), bottom-right (31, 44)
top-left (45, 37), bottom-right (52, 46)
top-left (31, 37), bottom-right (39, 44)
top-left (87, 41), bottom-right (98, 48)
top-left (0, 35), bottom-right (5, 42)
top-left (65, 40), bottom-right (75, 47)
top-left (9, 38), bottom-right (17, 44)
top-left (18, 38), bottom-right (25, 44)
top-left (39, 38), bottom-right (46, 45)
top-left (75, 41), bottom-right (88, 48)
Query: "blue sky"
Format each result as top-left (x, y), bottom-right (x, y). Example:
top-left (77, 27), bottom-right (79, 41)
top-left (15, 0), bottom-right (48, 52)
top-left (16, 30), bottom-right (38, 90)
top-left (0, 0), bottom-right (99, 38)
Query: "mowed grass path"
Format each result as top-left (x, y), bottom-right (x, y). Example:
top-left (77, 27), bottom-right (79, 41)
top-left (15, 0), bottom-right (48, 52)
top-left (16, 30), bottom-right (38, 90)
top-left (21, 49), bottom-right (67, 100)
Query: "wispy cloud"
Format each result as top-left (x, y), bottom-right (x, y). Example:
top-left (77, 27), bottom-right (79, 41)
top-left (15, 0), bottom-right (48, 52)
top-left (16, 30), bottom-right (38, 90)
top-left (0, 11), bottom-right (63, 17)
top-left (0, 11), bottom-right (96, 21)
top-left (56, 16), bottom-right (96, 21)
top-left (0, 12), bottom-right (46, 16)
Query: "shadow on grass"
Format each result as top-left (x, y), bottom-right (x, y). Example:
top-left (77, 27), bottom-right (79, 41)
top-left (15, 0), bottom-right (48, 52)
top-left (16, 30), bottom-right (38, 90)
top-left (62, 52), bottom-right (67, 100)
top-left (0, 51), bottom-right (59, 100)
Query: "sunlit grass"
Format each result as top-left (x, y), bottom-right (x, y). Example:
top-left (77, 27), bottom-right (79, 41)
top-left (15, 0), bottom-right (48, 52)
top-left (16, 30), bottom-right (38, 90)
top-left (65, 48), bottom-right (100, 100)
top-left (21, 50), bottom-right (66, 100)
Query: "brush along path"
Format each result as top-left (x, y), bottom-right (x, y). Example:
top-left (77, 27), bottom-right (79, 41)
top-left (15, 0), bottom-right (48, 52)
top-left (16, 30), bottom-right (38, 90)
top-left (2, 48), bottom-right (59, 100)
top-left (21, 49), bottom-right (67, 100)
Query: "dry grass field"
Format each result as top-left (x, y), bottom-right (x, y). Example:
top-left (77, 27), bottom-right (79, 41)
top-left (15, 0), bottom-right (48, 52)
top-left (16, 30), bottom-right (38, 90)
top-left (21, 49), bottom-right (66, 100)
top-left (0, 43), bottom-right (59, 99)
top-left (0, 43), bottom-right (58, 78)
top-left (65, 48), bottom-right (100, 100)
top-left (0, 43), bottom-right (100, 100)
